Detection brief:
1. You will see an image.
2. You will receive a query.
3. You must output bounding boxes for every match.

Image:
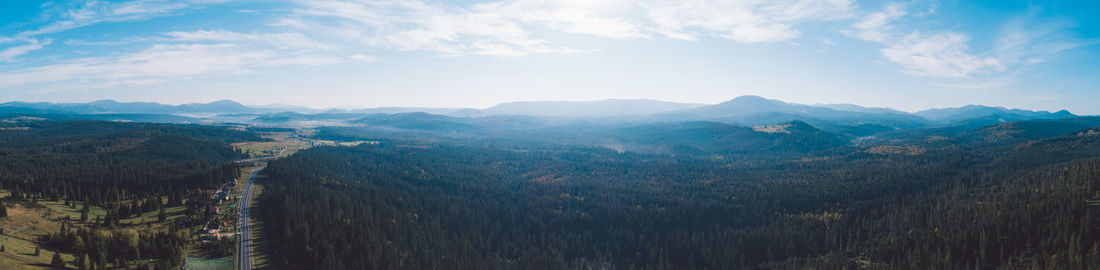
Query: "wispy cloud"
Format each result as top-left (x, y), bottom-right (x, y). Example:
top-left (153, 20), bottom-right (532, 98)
top-left (287, 0), bottom-right (855, 56)
top-left (20, 0), bottom-right (201, 37)
top-left (289, 0), bottom-right (587, 57)
top-left (0, 0), bottom-right (230, 62)
top-left (847, 3), bottom-right (1000, 78)
top-left (642, 0), bottom-right (855, 42)
top-left (994, 10), bottom-right (1095, 68)
top-left (0, 39), bottom-right (52, 62)
top-left (847, 3), bottom-right (905, 43)
top-left (0, 43), bottom-right (337, 91)
top-left (1, 0), bottom-right (1094, 101)
top-left (881, 32), bottom-right (1002, 78)
top-left (849, 4), bottom-right (1088, 80)
top-left (0, 0), bottom-right (347, 92)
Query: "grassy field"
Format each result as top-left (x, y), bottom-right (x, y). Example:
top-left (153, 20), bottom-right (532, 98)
top-left (39, 197), bottom-right (188, 229)
top-left (119, 205), bottom-right (187, 227)
top-left (308, 139), bottom-right (377, 147)
top-left (39, 200), bottom-right (106, 223)
top-left (185, 256), bottom-right (233, 270)
top-left (0, 203), bottom-right (78, 269)
top-left (233, 132), bottom-right (311, 158)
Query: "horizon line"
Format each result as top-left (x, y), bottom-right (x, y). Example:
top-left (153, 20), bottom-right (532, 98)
top-left (0, 96), bottom-right (1081, 115)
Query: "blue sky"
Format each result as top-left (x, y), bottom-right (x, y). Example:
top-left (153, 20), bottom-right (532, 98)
top-left (0, 0), bottom-right (1097, 114)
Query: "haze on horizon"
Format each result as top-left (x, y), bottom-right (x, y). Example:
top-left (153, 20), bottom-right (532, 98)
top-left (0, 0), bottom-right (1098, 114)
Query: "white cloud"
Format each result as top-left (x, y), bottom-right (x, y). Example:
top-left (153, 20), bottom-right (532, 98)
top-left (477, 0), bottom-right (647, 40)
top-left (643, 0), bottom-right (855, 42)
top-left (349, 54), bottom-right (374, 62)
top-left (0, 39), bottom-right (52, 62)
top-left (288, 0), bottom-right (855, 56)
top-left (881, 32), bottom-right (1002, 78)
top-left (848, 4), bottom-right (1003, 79)
top-left (848, 3), bottom-right (905, 43)
top-left (0, 43), bottom-right (337, 91)
top-left (4, 0), bottom-right (1088, 95)
top-left (292, 0), bottom-right (590, 57)
top-left (18, 0), bottom-right (224, 37)
top-left (848, 4), bottom-right (1089, 80)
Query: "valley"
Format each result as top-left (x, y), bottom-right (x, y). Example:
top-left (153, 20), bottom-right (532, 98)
top-left (3, 1), bottom-right (1096, 269)
top-left (0, 97), bottom-right (1097, 269)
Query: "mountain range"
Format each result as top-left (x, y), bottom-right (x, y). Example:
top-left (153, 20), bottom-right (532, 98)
top-left (3, 96), bottom-right (1095, 159)
top-left (0, 99), bottom-right (264, 115)
top-left (0, 96), bottom-right (1079, 129)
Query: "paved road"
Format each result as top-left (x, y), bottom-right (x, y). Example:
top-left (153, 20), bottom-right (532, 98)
top-left (239, 168), bottom-right (261, 270)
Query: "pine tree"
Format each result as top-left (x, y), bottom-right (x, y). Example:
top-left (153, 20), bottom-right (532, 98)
top-left (158, 207), bottom-right (167, 222)
top-left (0, 203), bottom-right (7, 218)
top-left (51, 251), bottom-right (65, 267)
top-left (76, 252), bottom-right (87, 270)
top-left (130, 199), bottom-right (140, 218)
top-left (80, 203), bottom-right (90, 222)
top-left (34, 246), bottom-right (40, 256)
top-left (1, 244), bottom-right (5, 252)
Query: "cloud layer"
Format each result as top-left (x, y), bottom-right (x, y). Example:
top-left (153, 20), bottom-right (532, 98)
top-left (0, 0), bottom-right (1093, 94)
top-left (286, 0), bottom-right (857, 56)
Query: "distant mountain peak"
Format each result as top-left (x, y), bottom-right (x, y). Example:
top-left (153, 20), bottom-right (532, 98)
top-left (713, 95), bottom-right (783, 108)
top-left (733, 95), bottom-right (764, 100)
top-left (187, 99), bottom-right (246, 107)
top-left (208, 99), bottom-right (242, 105)
top-left (916, 105), bottom-right (1077, 123)
top-left (723, 95), bottom-right (772, 103)
top-left (89, 99), bottom-right (121, 104)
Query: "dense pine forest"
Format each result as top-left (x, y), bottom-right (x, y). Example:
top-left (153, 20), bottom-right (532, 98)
top-left (259, 127), bottom-right (1100, 269)
top-left (0, 119), bottom-right (261, 204)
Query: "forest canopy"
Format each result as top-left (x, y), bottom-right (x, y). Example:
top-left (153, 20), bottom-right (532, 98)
top-left (0, 119), bottom-right (263, 204)
top-left (258, 127), bottom-right (1100, 269)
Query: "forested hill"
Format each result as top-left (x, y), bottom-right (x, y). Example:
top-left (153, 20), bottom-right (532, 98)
top-left (258, 129), bottom-right (1100, 269)
top-left (0, 119), bottom-right (264, 204)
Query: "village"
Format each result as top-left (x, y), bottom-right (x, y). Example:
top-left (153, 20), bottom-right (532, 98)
top-left (198, 181), bottom-right (236, 242)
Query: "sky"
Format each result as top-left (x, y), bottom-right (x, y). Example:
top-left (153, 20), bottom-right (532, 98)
top-left (0, 0), bottom-right (1097, 114)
